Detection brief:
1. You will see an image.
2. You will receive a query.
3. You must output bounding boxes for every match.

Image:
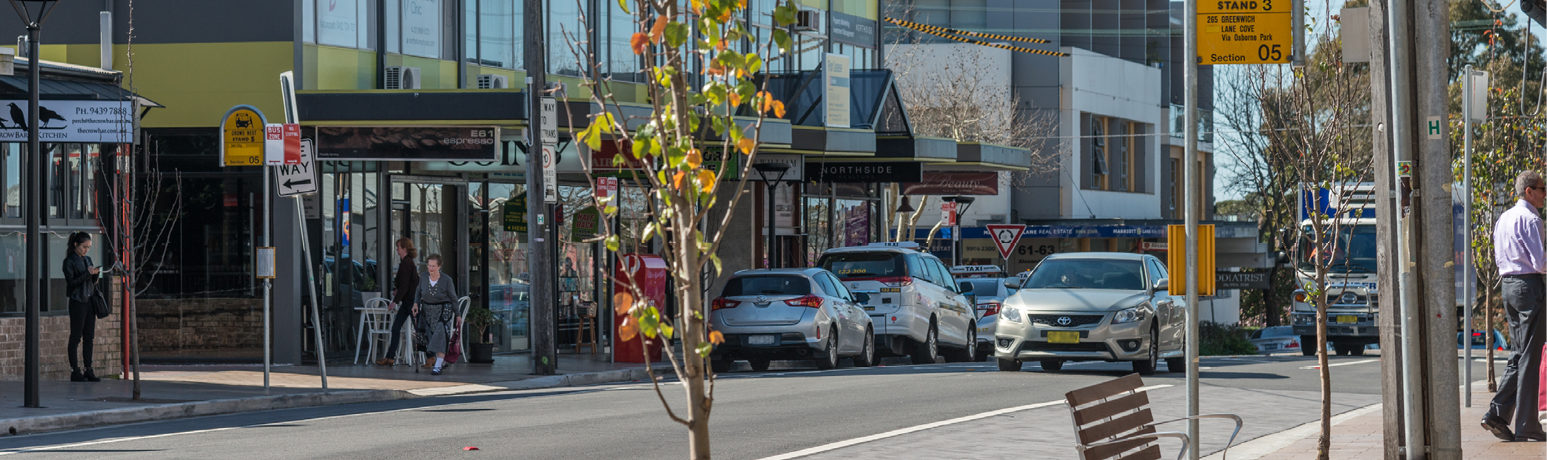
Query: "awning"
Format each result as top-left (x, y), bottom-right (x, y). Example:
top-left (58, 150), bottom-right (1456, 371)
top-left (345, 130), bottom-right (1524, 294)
top-left (950, 142), bottom-right (1033, 171)
top-left (298, 90), bottom-right (530, 124)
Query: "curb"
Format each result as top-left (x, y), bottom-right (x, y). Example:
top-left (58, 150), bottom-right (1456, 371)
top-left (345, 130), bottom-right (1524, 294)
top-left (408, 366), bottom-right (667, 396)
top-left (0, 389), bottom-right (415, 438)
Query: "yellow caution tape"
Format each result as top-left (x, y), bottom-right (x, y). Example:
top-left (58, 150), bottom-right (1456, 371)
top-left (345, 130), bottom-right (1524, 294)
top-left (885, 17), bottom-right (1067, 57)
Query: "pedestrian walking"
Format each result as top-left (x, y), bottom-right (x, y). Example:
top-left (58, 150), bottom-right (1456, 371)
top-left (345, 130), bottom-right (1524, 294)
top-left (62, 232), bottom-right (101, 382)
top-left (376, 238), bottom-right (420, 366)
top-left (1483, 171), bottom-right (1547, 442)
top-left (414, 254), bottom-right (458, 375)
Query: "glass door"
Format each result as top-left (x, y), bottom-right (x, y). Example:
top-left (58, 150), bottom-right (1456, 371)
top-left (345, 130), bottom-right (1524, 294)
top-left (486, 182), bottom-right (530, 352)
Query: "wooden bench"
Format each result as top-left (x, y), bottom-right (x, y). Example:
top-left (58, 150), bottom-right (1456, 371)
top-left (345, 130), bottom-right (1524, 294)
top-left (1064, 373), bottom-right (1242, 460)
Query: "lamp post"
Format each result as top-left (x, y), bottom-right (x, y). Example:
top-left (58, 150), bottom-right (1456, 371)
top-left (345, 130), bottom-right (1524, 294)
top-left (8, 0), bottom-right (59, 409)
top-left (752, 163), bottom-right (790, 269)
top-left (894, 196), bottom-right (915, 241)
top-left (942, 196), bottom-right (975, 266)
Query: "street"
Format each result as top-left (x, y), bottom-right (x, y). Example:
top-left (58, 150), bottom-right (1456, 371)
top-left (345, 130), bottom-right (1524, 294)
top-left (0, 352), bottom-right (1497, 459)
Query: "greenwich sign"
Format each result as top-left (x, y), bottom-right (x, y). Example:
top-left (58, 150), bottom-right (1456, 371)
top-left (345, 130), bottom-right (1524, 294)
top-left (0, 100), bottom-right (135, 144)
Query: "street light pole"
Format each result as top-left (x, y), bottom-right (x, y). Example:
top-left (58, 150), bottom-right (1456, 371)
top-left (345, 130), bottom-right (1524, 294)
top-left (9, 0), bottom-right (59, 410)
top-left (753, 163), bottom-right (790, 269)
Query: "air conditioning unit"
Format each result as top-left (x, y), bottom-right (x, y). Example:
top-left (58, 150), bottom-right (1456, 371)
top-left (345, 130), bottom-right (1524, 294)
top-left (794, 10), bottom-right (820, 32)
top-left (384, 66), bottom-right (422, 89)
top-left (477, 74), bottom-right (508, 89)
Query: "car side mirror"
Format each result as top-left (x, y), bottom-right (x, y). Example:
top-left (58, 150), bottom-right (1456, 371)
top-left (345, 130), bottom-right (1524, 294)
top-left (1004, 278), bottom-right (1022, 289)
top-left (958, 282), bottom-right (974, 294)
top-left (853, 292), bottom-right (871, 304)
top-left (1152, 278), bottom-right (1169, 292)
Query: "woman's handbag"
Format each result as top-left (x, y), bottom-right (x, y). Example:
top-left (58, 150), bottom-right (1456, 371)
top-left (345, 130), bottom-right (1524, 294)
top-left (91, 290), bottom-right (111, 319)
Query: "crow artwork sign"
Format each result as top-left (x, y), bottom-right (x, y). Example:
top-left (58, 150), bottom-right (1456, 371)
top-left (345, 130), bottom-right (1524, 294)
top-left (315, 126), bottom-right (499, 161)
top-left (0, 100), bottom-right (135, 144)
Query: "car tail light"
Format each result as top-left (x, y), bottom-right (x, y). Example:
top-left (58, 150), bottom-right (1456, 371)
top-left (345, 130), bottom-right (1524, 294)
top-left (977, 301), bottom-right (1001, 316)
top-left (1286, 339), bottom-right (1300, 349)
top-left (876, 276), bottom-right (913, 287)
top-left (785, 295), bottom-right (824, 308)
top-left (712, 298), bottom-right (741, 310)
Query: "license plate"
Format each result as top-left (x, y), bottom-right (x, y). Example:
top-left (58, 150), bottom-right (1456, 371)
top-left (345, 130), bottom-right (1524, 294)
top-left (747, 335), bottom-right (777, 346)
top-left (880, 288), bottom-right (901, 293)
top-left (1048, 331), bottom-right (1080, 344)
top-left (1264, 344), bottom-right (1278, 350)
top-left (1336, 315), bottom-right (1357, 324)
top-left (863, 306), bottom-right (875, 311)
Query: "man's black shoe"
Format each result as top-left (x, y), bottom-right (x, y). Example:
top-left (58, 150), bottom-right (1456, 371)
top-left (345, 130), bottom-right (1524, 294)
top-left (1515, 433), bottom-right (1546, 442)
top-left (69, 369), bottom-right (84, 382)
top-left (1481, 416), bottom-right (1515, 441)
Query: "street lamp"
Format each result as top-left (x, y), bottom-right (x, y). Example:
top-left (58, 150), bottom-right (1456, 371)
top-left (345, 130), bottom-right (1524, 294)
top-left (942, 196), bottom-right (975, 266)
top-left (7, 0), bottom-right (61, 409)
top-left (752, 162), bottom-right (790, 269)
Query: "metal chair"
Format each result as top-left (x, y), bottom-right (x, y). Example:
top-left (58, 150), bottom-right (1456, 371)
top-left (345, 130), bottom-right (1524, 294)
top-left (1064, 373), bottom-right (1241, 460)
top-left (455, 296), bottom-right (471, 361)
top-left (355, 298), bottom-right (394, 364)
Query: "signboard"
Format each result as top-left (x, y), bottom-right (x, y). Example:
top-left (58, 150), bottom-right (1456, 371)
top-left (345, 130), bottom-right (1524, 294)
top-left (276, 139), bottom-right (317, 197)
top-left (1141, 241), bottom-right (1168, 251)
top-left (542, 144), bottom-right (558, 203)
top-left (569, 207), bottom-right (601, 242)
top-left (942, 202), bottom-right (957, 227)
top-left (1167, 224), bottom-right (1216, 296)
top-left (830, 12), bottom-right (878, 49)
top-left (1197, 1), bottom-right (1291, 65)
top-left (903, 172), bottom-right (999, 196)
top-left (540, 97), bottom-right (558, 145)
top-left (503, 193), bottom-right (528, 233)
top-left (0, 100), bottom-right (135, 144)
top-left (985, 224), bottom-right (1028, 260)
top-left (1217, 270), bottom-right (1270, 290)
top-left (221, 106), bottom-right (265, 166)
top-left (318, 0), bottom-right (360, 48)
top-left (824, 54), bottom-right (851, 128)
top-left (315, 126), bottom-right (498, 161)
top-left (263, 124), bottom-right (301, 165)
top-left (402, 0), bottom-right (442, 58)
top-left (597, 177), bottom-right (618, 200)
top-left (807, 161), bottom-right (922, 183)
top-left (751, 153), bottom-right (804, 181)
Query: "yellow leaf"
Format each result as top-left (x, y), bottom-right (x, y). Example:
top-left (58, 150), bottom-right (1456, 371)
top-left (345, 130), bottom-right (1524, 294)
top-left (772, 100), bottom-right (786, 118)
top-left (698, 170), bottom-right (716, 192)
top-left (686, 149), bottom-right (703, 169)
top-left (729, 92), bottom-right (742, 108)
top-left (613, 292), bottom-right (635, 316)
top-left (709, 330), bottom-right (725, 345)
top-left (691, 0), bottom-right (703, 14)
top-left (673, 170), bottom-right (687, 189)
top-left (737, 138), bottom-right (755, 155)
top-left (620, 316), bottom-right (639, 341)
top-left (650, 15), bottom-right (669, 44)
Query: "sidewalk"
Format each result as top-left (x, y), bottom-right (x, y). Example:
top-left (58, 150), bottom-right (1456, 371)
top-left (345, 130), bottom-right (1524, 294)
top-left (1220, 384), bottom-right (1544, 459)
top-left (1, 352), bottom-right (667, 436)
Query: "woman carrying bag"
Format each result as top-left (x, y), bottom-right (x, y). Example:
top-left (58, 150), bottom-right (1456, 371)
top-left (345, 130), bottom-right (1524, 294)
top-left (63, 232), bottom-right (103, 382)
top-left (413, 254), bottom-right (457, 375)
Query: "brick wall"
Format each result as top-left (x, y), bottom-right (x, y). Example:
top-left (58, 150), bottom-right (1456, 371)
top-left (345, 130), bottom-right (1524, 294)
top-left (136, 297), bottom-right (263, 353)
top-left (0, 296), bottom-right (124, 381)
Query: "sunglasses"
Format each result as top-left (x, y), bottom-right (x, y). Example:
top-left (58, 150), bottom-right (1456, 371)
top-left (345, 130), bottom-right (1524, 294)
top-left (1532, 186), bottom-right (1546, 192)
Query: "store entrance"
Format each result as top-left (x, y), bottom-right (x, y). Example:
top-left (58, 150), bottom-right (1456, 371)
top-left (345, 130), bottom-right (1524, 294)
top-left (390, 180), bottom-right (464, 311)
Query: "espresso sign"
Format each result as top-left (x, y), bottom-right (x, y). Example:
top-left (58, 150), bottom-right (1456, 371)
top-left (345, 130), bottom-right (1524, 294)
top-left (316, 126), bottom-right (498, 161)
top-left (808, 161), bottom-right (922, 183)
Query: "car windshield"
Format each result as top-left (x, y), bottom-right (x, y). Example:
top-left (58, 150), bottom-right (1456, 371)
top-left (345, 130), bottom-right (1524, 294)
top-left (1022, 259), bottom-right (1145, 290)
top-left (1297, 224), bottom-right (1376, 273)
top-left (965, 279), bottom-right (1004, 297)
top-left (819, 253), bottom-right (904, 279)
top-left (721, 276), bottom-right (811, 297)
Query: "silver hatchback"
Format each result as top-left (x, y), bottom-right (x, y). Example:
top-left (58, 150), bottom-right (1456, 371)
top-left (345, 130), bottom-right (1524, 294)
top-left (709, 268), bottom-right (876, 372)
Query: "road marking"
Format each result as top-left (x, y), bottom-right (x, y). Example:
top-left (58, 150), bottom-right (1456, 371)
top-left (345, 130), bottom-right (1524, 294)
top-left (758, 384), bottom-right (1173, 460)
top-left (1298, 358), bottom-right (1379, 370)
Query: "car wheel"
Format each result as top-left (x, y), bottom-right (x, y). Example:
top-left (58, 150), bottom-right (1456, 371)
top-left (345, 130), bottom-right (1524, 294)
top-left (1349, 346), bottom-right (1366, 356)
top-left (1040, 359), bottom-right (1063, 371)
top-left (815, 327), bottom-right (840, 370)
top-left (997, 358), bottom-right (1022, 372)
top-left (910, 321), bottom-right (940, 365)
top-left (749, 358), bottom-right (771, 372)
top-left (974, 344), bottom-right (990, 362)
top-left (853, 328), bottom-right (876, 367)
top-left (1333, 343), bottom-right (1350, 356)
top-left (1165, 357), bottom-right (1185, 373)
top-left (710, 357), bottom-right (732, 374)
top-left (1132, 331), bottom-right (1158, 376)
top-left (1301, 335), bottom-right (1318, 356)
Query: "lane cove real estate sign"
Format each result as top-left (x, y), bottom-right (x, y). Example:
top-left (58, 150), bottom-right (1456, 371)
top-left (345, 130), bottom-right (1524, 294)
top-left (0, 100), bottom-right (135, 144)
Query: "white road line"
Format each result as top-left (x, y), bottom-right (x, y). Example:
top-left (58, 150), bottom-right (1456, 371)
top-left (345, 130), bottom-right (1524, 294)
top-left (1297, 358), bottom-right (1379, 370)
top-left (758, 384), bottom-right (1173, 460)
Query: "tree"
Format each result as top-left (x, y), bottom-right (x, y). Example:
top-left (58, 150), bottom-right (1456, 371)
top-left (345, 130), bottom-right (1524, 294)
top-left (561, 0), bottom-right (797, 457)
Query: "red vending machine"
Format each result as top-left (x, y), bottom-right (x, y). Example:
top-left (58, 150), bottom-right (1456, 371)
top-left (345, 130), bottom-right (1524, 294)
top-left (614, 253), bottom-right (669, 363)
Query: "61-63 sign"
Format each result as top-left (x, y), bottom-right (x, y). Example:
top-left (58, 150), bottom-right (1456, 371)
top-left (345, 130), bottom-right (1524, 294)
top-left (1197, 1), bottom-right (1291, 65)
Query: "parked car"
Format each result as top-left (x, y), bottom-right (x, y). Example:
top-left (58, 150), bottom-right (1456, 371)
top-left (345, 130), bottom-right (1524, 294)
top-left (994, 253), bottom-right (1186, 375)
top-left (1458, 329), bottom-right (1507, 351)
top-left (489, 282), bottom-right (531, 339)
top-left (708, 268), bottom-right (875, 372)
top-left (958, 276), bottom-right (1015, 362)
top-left (1249, 326), bottom-right (1302, 354)
top-left (818, 242), bottom-right (977, 364)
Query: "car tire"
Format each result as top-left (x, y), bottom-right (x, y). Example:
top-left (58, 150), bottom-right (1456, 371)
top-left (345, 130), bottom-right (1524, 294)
top-left (710, 358), bottom-right (732, 374)
top-left (749, 358), bottom-right (771, 372)
top-left (1165, 357), bottom-right (1185, 373)
top-left (974, 344), bottom-right (990, 362)
top-left (910, 321), bottom-right (940, 365)
top-left (997, 358), bottom-right (1022, 372)
top-left (1301, 335), bottom-right (1319, 356)
top-left (853, 328), bottom-right (876, 367)
top-left (1333, 343), bottom-right (1350, 356)
top-left (1349, 346), bottom-right (1366, 356)
top-left (1040, 359), bottom-right (1063, 371)
top-left (945, 326), bottom-right (976, 363)
top-left (815, 327), bottom-right (840, 370)
top-left (1132, 331), bottom-right (1158, 376)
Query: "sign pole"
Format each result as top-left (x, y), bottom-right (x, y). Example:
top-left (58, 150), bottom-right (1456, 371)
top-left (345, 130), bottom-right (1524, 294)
top-left (262, 162), bottom-right (271, 393)
top-left (1184, 0), bottom-right (1201, 455)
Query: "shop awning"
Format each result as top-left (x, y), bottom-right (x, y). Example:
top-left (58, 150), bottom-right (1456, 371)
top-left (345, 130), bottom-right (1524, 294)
top-left (951, 142), bottom-right (1033, 171)
top-left (0, 58), bottom-right (161, 107)
top-left (298, 90), bottom-right (530, 124)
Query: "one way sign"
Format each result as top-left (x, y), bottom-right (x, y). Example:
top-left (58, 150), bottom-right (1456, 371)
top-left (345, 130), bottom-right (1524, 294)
top-left (276, 139), bottom-right (317, 197)
top-left (985, 224), bottom-right (1027, 260)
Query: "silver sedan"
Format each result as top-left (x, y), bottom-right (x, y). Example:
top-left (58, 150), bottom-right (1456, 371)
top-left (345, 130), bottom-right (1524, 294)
top-left (709, 268), bottom-right (876, 372)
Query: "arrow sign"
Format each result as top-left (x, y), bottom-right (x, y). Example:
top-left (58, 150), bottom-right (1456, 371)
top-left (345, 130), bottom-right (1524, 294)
top-left (276, 139), bottom-right (318, 197)
top-left (985, 224), bottom-right (1027, 260)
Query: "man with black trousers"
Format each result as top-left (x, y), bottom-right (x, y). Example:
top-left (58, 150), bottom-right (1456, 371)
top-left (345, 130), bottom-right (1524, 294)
top-left (1484, 171), bottom-right (1547, 442)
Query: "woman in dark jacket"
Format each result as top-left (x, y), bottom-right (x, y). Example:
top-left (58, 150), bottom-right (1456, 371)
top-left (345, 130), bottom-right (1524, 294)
top-left (63, 232), bottom-right (101, 382)
top-left (376, 238), bottom-right (420, 366)
top-left (414, 254), bottom-right (457, 375)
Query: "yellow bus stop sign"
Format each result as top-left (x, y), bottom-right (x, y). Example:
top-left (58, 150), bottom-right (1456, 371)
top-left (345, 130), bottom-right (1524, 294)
top-left (1198, 1), bottom-right (1292, 65)
top-left (221, 106), bottom-right (266, 166)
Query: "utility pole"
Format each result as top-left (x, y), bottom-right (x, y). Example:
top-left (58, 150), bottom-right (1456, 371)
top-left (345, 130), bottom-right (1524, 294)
top-left (1183, 0), bottom-right (1201, 457)
top-left (524, 0), bottom-right (556, 375)
top-left (1365, 1), bottom-right (1406, 457)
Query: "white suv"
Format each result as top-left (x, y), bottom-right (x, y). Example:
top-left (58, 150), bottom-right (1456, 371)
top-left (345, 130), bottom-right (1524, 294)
top-left (817, 243), bottom-right (976, 364)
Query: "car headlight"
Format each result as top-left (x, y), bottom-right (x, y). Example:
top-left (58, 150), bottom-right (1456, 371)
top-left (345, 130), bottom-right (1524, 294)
top-left (1112, 307), bottom-right (1142, 324)
top-left (999, 306), bottom-right (1022, 323)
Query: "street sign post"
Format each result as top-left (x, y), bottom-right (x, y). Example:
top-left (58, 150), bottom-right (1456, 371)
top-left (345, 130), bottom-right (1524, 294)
top-left (221, 106), bottom-right (265, 166)
top-left (277, 139), bottom-right (317, 197)
top-left (985, 224), bottom-right (1027, 271)
top-left (1197, 1), bottom-right (1293, 65)
top-left (541, 97), bottom-right (558, 144)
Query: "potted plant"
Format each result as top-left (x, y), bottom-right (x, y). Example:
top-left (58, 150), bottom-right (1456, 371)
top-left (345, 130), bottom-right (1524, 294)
top-left (465, 307), bottom-right (499, 363)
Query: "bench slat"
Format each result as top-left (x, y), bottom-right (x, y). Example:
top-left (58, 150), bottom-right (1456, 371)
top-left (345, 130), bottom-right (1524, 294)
top-left (1072, 391), bottom-right (1150, 426)
top-left (1078, 408), bottom-right (1155, 445)
top-left (1066, 373), bottom-right (1144, 407)
top-left (1081, 427), bottom-right (1156, 460)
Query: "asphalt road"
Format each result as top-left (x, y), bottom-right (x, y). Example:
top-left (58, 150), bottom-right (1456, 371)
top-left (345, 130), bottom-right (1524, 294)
top-left (0, 351), bottom-right (1499, 459)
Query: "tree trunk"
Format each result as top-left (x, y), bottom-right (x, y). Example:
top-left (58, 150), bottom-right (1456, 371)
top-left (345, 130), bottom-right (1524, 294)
top-left (678, 217), bottom-right (712, 459)
top-left (1315, 269), bottom-right (1331, 460)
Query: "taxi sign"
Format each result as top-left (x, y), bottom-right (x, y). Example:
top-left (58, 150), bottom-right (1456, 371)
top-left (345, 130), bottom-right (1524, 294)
top-left (866, 241), bottom-right (921, 250)
top-left (1197, 0), bottom-right (1292, 65)
top-left (221, 106), bottom-right (266, 166)
top-left (950, 265), bottom-right (1004, 277)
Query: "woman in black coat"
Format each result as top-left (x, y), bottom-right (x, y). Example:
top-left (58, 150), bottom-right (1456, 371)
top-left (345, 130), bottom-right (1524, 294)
top-left (63, 232), bottom-right (101, 382)
top-left (376, 238), bottom-right (420, 366)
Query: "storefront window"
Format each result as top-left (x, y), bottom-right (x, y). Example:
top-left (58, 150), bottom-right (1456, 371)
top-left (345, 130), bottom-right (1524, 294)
top-left (487, 182), bottom-right (529, 351)
top-left (549, 0), bottom-right (587, 75)
top-left (477, 0), bottom-right (518, 68)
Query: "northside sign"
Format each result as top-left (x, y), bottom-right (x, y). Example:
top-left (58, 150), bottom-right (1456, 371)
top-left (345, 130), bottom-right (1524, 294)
top-left (1197, 0), bottom-right (1291, 65)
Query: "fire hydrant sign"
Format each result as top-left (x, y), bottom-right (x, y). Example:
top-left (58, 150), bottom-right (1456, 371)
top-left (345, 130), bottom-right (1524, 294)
top-left (1197, 1), bottom-right (1291, 65)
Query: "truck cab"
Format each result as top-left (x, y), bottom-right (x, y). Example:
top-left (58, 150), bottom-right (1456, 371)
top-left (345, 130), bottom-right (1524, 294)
top-left (1290, 218), bottom-right (1379, 356)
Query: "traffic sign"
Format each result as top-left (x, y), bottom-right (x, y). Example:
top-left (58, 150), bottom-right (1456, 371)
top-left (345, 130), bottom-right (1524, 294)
top-left (597, 177), bottom-right (618, 201)
top-left (541, 97), bottom-right (558, 145)
top-left (942, 202), bottom-right (957, 227)
top-left (1197, 1), bottom-right (1291, 65)
top-left (221, 106), bottom-right (265, 166)
top-left (542, 144), bottom-right (558, 204)
top-left (276, 139), bottom-right (317, 197)
top-left (264, 124), bottom-right (300, 165)
top-left (1167, 224), bottom-right (1216, 296)
top-left (985, 224), bottom-right (1027, 260)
